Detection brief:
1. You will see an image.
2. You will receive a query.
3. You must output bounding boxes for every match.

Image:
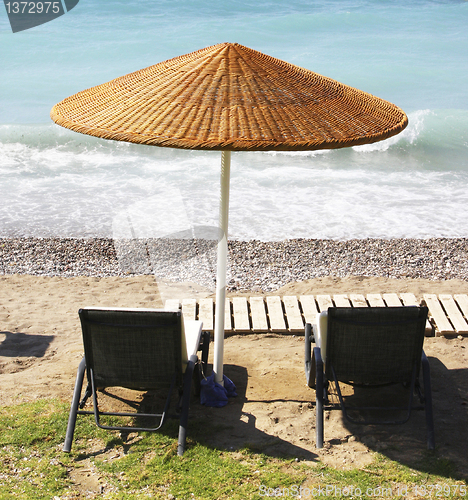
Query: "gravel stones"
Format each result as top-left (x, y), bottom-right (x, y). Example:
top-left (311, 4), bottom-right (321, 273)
top-left (228, 238), bottom-right (468, 291)
top-left (0, 238), bottom-right (120, 278)
top-left (1, 237), bottom-right (468, 292)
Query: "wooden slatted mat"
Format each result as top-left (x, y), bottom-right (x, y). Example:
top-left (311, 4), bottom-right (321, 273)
top-left (333, 294), bottom-right (351, 307)
top-left (299, 295), bottom-right (319, 325)
top-left (366, 293), bottom-right (385, 307)
top-left (438, 295), bottom-right (468, 335)
top-left (283, 296), bottom-right (304, 333)
top-left (164, 299), bottom-right (180, 312)
top-left (181, 298), bottom-right (197, 320)
top-left (250, 297), bottom-right (269, 332)
top-left (400, 293), bottom-right (433, 336)
top-left (424, 294), bottom-right (454, 336)
top-left (198, 298), bottom-right (214, 332)
top-left (164, 293), bottom-right (468, 337)
top-left (316, 295), bottom-right (333, 312)
top-left (383, 293), bottom-right (403, 307)
top-left (454, 294), bottom-right (468, 324)
top-left (232, 297), bottom-right (250, 333)
top-left (349, 294), bottom-right (367, 307)
top-left (266, 296), bottom-right (288, 333)
top-left (224, 298), bottom-right (233, 333)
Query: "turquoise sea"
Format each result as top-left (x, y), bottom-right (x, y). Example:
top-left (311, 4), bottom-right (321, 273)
top-left (1, 0), bottom-right (467, 240)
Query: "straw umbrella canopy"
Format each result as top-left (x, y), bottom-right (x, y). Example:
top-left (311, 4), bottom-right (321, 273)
top-left (51, 42), bottom-right (408, 384)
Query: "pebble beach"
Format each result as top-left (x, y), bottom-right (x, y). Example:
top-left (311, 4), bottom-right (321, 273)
top-left (1, 237), bottom-right (467, 292)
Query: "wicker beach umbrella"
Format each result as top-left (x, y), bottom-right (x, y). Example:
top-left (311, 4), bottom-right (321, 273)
top-left (51, 42), bottom-right (407, 384)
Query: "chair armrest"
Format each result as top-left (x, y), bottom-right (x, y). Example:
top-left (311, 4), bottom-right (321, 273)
top-left (316, 311), bottom-right (328, 364)
top-left (305, 323), bottom-right (319, 388)
top-left (184, 320), bottom-right (203, 359)
top-left (305, 323), bottom-right (313, 364)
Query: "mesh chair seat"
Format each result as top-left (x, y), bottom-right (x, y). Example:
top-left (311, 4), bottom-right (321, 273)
top-left (305, 306), bottom-right (434, 450)
top-left (63, 307), bottom-right (209, 456)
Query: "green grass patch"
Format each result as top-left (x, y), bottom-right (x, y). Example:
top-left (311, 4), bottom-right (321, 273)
top-left (0, 399), bottom-right (466, 499)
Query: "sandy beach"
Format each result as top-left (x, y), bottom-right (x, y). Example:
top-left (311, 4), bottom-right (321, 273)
top-left (1, 238), bottom-right (468, 486)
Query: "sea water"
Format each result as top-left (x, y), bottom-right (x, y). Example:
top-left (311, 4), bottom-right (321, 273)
top-left (1, 0), bottom-right (467, 241)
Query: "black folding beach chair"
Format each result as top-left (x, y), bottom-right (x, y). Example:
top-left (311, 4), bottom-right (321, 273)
top-left (63, 307), bottom-right (209, 456)
top-left (305, 306), bottom-right (435, 450)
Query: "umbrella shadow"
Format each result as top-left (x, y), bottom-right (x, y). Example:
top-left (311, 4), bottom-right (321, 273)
top-left (113, 191), bottom-right (229, 293)
top-left (334, 356), bottom-right (468, 480)
top-left (0, 330), bottom-right (54, 358)
top-left (190, 363), bottom-right (319, 461)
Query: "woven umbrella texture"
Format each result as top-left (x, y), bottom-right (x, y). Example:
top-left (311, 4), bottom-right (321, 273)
top-left (51, 42), bottom-right (408, 386)
top-left (51, 42), bottom-right (407, 152)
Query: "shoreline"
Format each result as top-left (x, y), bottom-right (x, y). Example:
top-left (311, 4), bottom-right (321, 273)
top-left (1, 237), bottom-right (468, 292)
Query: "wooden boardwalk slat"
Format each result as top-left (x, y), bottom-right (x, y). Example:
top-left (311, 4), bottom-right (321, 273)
top-left (400, 293), bottom-right (433, 336)
top-left (382, 293), bottom-right (402, 307)
top-left (454, 294), bottom-right (468, 319)
top-left (316, 295), bottom-right (333, 312)
top-left (165, 299), bottom-right (180, 311)
top-left (266, 296), bottom-right (288, 332)
top-left (181, 298), bottom-right (196, 320)
top-left (439, 295), bottom-right (468, 334)
top-left (249, 297), bottom-right (269, 332)
top-left (299, 295), bottom-right (319, 325)
top-left (233, 297), bottom-right (251, 332)
top-left (454, 295), bottom-right (468, 337)
top-left (333, 294), bottom-right (351, 307)
top-left (349, 294), bottom-right (367, 307)
top-left (283, 295), bottom-right (304, 332)
top-left (424, 294), bottom-right (454, 336)
top-left (224, 298), bottom-right (233, 332)
top-left (400, 293), bottom-right (418, 306)
top-left (367, 294), bottom-right (385, 307)
top-left (199, 298), bottom-right (214, 331)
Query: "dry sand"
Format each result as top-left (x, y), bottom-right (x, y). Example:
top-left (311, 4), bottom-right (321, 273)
top-left (1, 274), bottom-right (467, 483)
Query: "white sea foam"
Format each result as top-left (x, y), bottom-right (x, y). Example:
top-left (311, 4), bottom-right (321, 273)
top-left (353, 110), bottom-right (432, 153)
top-left (0, 108), bottom-right (467, 240)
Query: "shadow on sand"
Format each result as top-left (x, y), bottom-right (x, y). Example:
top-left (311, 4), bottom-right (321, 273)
top-left (190, 363), bottom-right (319, 461)
top-left (329, 356), bottom-right (468, 480)
top-left (0, 330), bottom-right (54, 358)
top-left (0, 331), bottom-right (55, 374)
top-left (190, 358), bottom-right (468, 480)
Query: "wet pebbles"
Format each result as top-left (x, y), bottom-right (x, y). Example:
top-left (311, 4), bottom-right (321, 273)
top-left (1, 237), bottom-right (467, 292)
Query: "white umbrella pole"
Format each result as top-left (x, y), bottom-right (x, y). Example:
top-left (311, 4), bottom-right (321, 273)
top-left (213, 150), bottom-right (231, 385)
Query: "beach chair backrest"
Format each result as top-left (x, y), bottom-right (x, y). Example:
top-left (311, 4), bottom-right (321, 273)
top-left (326, 306), bottom-right (428, 386)
top-left (79, 308), bottom-right (183, 390)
